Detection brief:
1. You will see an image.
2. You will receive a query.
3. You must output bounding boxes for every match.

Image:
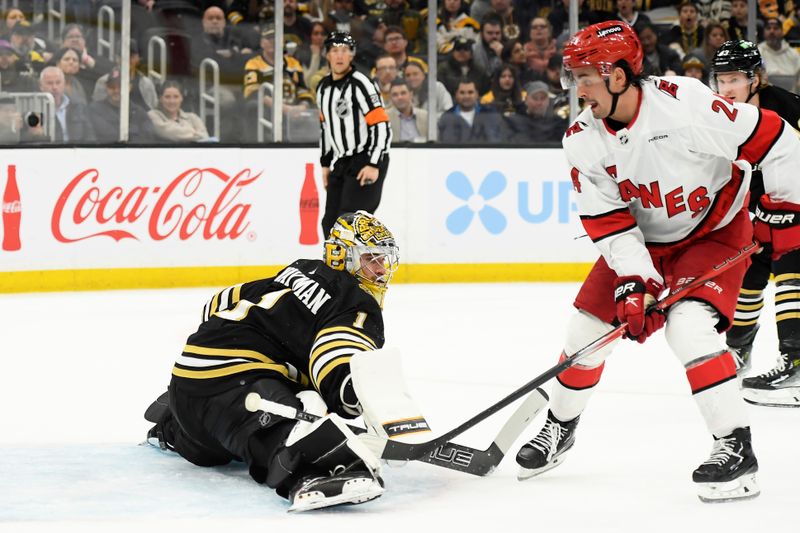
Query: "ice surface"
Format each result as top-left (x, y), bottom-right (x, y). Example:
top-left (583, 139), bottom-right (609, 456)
top-left (1, 283), bottom-right (798, 533)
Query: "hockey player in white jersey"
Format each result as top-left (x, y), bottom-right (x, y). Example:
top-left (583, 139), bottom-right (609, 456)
top-left (515, 20), bottom-right (800, 502)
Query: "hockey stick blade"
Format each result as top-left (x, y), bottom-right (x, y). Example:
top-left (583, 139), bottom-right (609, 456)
top-left (245, 388), bottom-right (548, 474)
top-left (417, 388), bottom-right (549, 475)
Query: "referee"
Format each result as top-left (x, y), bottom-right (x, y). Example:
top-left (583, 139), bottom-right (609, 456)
top-left (317, 31), bottom-right (392, 237)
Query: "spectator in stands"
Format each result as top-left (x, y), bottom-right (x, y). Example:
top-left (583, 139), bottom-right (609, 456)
top-left (429, 0), bottom-right (479, 54)
top-left (297, 22), bottom-right (329, 84)
top-left (243, 25), bottom-right (313, 111)
top-left (438, 78), bottom-right (505, 142)
top-left (284, 0), bottom-right (314, 49)
top-left (373, 53), bottom-right (399, 110)
top-left (39, 66), bottom-right (95, 143)
top-left (688, 21), bottom-right (729, 65)
top-left (148, 80), bottom-right (211, 142)
top-left (664, 1), bottom-right (704, 57)
top-left (387, 78), bottom-right (428, 142)
top-left (88, 67), bottom-right (154, 144)
top-left (403, 61), bottom-right (453, 117)
top-left (473, 13), bottom-right (504, 78)
top-left (93, 39), bottom-right (158, 111)
top-left (60, 24), bottom-right (113, 98)
top-left (758, 0), bottom-right (792, 20)
top-left (544, 53), bottom-right (567, 97)
top-left (51, 47), bottom-right (88, 106)
top-left (507, 80), bottom-right (567, 143)
top-left (1, 8), bottom-right (25, 41)
top-left (469, 0), bottom-right (492, 29)
top-left (501, 39), bottom-right (526, 73)
top-left (682, 54), bottom-right (708, 84)
top-left (380, 0), bottom-right (426, 54)
top-left (383, 26), bottom-right (426, 74)
top-left (480, 64), bottom-right (525, 116)
top-left (489, 0), bottom-right (525, 42)
top-left (438, 36), bottom-right (490, 96)
top-left (759, 17), bottom-right (800, 91)
top-left (0, 40), bottom-right (36, 92)
top-left (524, 18), bottom-right (556, 80)
top-left (352, 15), bottom-right (387, 71)
top-left (725, 0), bottom-right (763, 42)
top-left (639, 22), bottom-right (683, 77)
top-left (615, 0), bottom-right (651, 31)
top-left (10, 21), bottom-right (44, 74)
top-left (786, 5), bottom-right (800, 46)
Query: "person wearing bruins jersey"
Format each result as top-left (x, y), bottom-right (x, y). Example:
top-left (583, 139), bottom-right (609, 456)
top-left (144, 211), bottom-right (400, 512)
top-left (711, 40), bottom-right (800, 407)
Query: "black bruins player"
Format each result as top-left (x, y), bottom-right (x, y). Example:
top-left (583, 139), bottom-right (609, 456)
top-left (145, 211), bottom-right (400, 512)
top-left (711, 40), bottom-right (800, 407)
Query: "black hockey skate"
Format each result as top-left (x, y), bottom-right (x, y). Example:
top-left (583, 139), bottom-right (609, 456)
top-left (288, 471), bottom-right (385, 513)
top-left (727, 324), bottom-right (759, 376)
top-left (516, 410), bottom-right (579, 481)
top-left (143, 391), bottom-right (175, 451)
top-left (741, 353), bottom-right (800, 407)
top-left (693, 427), bottom-right (759, 503)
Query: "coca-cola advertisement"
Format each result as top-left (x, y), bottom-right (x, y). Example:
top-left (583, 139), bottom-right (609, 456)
top-left (0, 149), bottom-right (327, 273)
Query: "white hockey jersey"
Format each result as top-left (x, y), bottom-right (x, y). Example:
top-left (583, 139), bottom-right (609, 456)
top-left (564, 76), bottom-right (800, 284)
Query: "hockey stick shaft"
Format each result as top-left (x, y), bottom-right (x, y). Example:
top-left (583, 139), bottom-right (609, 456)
top-left (375, 240), bottom-right (762, 461)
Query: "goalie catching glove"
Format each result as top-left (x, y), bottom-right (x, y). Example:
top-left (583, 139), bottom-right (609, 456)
top-left (614, 275), bottom-right (665, 343)
top-left (753, 194), bottom-right (800, 260)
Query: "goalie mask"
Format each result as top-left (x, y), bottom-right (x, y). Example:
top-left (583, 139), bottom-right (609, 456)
top-left (324, 211), bottom-right (399, 307)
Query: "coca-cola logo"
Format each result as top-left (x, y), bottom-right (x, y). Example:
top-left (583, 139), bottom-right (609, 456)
top-left (52, 167), bottom-right (260, 243)
top-left (2, 200), bottom-right (21, 213)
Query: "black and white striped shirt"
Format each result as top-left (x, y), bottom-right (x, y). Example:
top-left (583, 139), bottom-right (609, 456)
top-left (317, 68), bottom-right (392, 168)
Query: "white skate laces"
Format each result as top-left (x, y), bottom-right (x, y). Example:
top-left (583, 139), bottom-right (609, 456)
top-left (701, 436), bottom-right (742, 467)
top-left (530, 417), bottom-right (565, 458)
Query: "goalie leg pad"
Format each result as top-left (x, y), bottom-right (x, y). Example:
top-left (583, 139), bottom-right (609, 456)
top-left (350, 347), bottom-right (432, 443)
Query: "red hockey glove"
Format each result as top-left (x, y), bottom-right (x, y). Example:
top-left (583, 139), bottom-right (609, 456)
top-left (754, 194), bottom-right (800, 260)
top-left (614, 276), bottom-right (665, 344)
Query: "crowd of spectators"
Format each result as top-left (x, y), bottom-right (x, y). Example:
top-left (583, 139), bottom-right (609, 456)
top-left (0, 0), bottom-right (798, 146)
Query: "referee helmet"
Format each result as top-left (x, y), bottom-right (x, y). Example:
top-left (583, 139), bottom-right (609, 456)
top-left (325, 30), bottom-right (357, 54)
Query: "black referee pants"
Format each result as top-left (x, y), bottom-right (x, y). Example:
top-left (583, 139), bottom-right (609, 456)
top-left (321, 153), bottom-right (389, 238)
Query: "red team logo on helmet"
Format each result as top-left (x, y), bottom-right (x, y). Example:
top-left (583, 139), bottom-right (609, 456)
top-left (562, 21), bottom-right (643, 81)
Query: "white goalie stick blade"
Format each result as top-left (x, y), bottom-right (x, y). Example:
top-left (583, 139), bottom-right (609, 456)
top-left (741, 386), bottom-right (800, 408)
top-left (418, 388), bottom-right (549, 476)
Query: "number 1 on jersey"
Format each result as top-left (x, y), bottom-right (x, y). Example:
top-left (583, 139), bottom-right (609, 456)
top-left (353, 312), bottom-right (367, 329)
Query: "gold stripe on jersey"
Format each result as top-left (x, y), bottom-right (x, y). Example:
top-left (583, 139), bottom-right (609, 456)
top-left (310, 326), bottom-right (378, 390)
top-left (775, 292), bottom-right (800, 302)
top-left (775, 274), bottom-right (800, 283)
top-left (735, 302), bottom-right (765, 311)
top-left (315, 326), bottom-right (378, 348)
top-left (777, 312), bottom-right (800, 322)
top-left (732, 318), bottom-right (760, 326)
top-left (175, 344), bottom-right (310, 385)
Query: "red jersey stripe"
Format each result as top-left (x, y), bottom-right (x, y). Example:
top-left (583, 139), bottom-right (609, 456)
top-left (737, 108), bottom-right (785, 165)
top-left (580, 208), bottom-right (637, 242)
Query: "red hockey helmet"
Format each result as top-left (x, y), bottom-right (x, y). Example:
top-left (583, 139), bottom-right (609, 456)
top-left (561, 21), bottom-right (643, 88)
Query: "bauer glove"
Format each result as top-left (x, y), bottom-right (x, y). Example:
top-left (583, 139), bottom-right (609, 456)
top-left (753, 194), bottom-right (800, 260)
top-left (614, 276), bottom-right (665, 343)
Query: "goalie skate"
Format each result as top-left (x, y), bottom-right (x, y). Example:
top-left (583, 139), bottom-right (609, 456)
top-left (693, 427), bottom-right (760, 503)
top-left (288, 471), bottom-right (385, 513)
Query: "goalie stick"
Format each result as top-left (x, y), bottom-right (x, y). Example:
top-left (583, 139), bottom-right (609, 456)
top-left (252, 241), bottom-right (760, 464)
top-left (245, 387), bottom-right (549, 476)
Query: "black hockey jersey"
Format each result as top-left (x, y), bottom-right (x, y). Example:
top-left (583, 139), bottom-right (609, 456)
top-left (171, 259), bottom-right (385, 412)
top-left (747, 84), bottom-right (800, 211)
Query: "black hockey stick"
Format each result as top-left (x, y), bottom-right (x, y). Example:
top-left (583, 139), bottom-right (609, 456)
top-left (250, 240), bottom-right (759, 464)
top-left (245, 387), bottom-right (549, 476)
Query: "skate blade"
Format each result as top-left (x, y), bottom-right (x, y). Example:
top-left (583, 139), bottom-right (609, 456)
top-left (517, 454), bottom-right (567, 481)
top-left (742, 386), bottom-right (800, 408)
top-left (288, 479), bottom-right (384, 513)
top-left (696, 473), bottom-right (760, 503)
